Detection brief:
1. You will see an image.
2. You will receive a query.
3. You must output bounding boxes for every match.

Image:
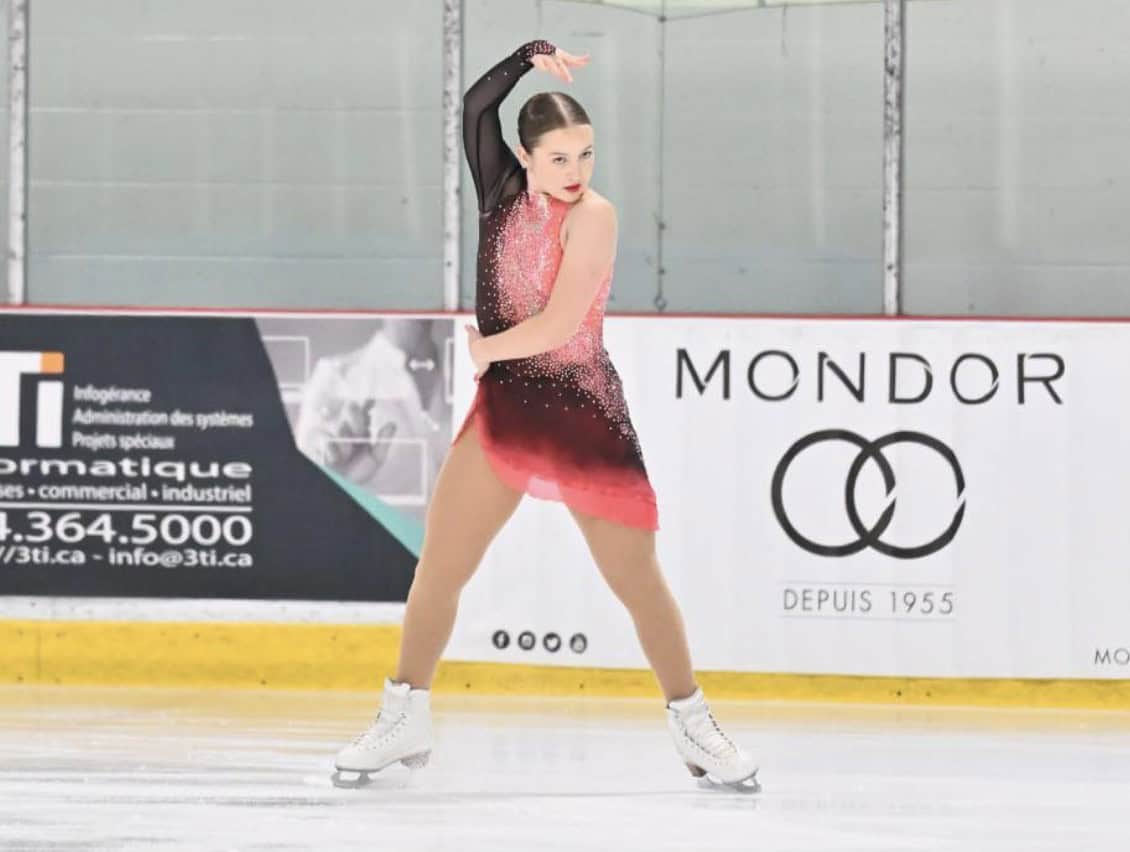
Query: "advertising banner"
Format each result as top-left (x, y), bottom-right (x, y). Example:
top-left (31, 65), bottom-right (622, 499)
top-left (0, 310), bottom-right (454, 602)
top-left (447, 316), bottom-right (1130, 680)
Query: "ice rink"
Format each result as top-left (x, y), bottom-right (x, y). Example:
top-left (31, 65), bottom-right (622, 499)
top-left (2, 685), bottom-right (1129, 851)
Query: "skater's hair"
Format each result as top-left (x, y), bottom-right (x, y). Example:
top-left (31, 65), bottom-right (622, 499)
top-left (518, 93), bottom-right (591, 152)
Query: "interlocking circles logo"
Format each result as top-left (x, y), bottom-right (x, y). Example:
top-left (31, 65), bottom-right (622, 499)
top-left (771, 429), bottom-right (966, 560)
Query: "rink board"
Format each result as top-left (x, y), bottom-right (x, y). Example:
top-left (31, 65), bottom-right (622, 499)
top-left (1, 308), bottom-right (1129, 705)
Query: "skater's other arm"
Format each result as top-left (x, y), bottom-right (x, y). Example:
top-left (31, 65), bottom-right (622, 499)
top-left (473, 199), bottom-right (616, 364)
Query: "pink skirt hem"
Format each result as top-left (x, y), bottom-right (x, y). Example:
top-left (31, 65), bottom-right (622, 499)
top-left (452, 391), bottom-right (659, 532)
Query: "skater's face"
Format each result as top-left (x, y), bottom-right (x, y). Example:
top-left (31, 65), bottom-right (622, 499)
top-left (519, 124), bottom-right (595, 203)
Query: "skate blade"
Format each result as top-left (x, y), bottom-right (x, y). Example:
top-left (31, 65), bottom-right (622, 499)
top-left (686, 763), bottom-right (761, 794)
top-left (696, 771), bottom-right (761, 795)
top-left (330, 769), bottom-right (375, 789)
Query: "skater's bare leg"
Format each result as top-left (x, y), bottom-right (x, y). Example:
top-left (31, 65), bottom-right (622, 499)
top-left (395, 418), bottom-right (522, 688)
top-left (568, 507), bottom-right (697, 702)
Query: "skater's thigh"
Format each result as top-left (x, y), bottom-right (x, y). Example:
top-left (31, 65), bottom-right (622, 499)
top-left (415, 417), bottom-right (522, 587)
top-left (567, 507), bottom-right (661, 605)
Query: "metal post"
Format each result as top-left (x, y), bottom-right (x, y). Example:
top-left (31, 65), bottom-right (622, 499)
top-left (442, 0), bottom-right (462, 312)
top-left (7, 0), bottom-right (28, 305)
top-left (653, 0), bottom-right (668, 312)
top-left (882, 0), bottom-right (904, 316)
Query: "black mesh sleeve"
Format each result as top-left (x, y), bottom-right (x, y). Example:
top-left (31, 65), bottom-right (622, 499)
top-left (461, 40), bottom-right (557, 215)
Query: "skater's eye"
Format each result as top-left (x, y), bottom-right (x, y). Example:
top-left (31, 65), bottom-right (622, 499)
top-left (551, 150), bottom-right (593, 165)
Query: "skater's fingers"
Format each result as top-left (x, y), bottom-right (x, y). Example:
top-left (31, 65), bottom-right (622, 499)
top-left (559, 50), bottom-right (590, 66)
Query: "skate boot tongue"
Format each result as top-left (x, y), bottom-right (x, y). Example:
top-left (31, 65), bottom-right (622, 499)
top-left (668, 688), bottom-right (739, 761)
top-left (382, 678), bottom-right (413, 714)
top-left (666, 687), bottom-right (706, 714)
top-left (348, 680), bottom-right (412, 746)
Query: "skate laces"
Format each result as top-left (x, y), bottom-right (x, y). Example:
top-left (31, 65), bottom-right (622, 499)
top-left (682, 706), bottom-right (739, 761)
top-left (352, 708), bottom-right (407, 750)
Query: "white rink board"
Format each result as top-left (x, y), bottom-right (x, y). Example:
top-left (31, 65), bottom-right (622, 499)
top-left (448, 315), bottom-right (1130, 679)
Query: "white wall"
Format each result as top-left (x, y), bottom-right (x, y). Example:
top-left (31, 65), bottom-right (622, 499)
top-left (25, 0), bottom-right (443, 308)
top-left (904, 0), bottom-right (1130, 315)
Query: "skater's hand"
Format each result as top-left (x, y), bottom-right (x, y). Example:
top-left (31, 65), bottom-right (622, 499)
top-left (465, 324), bottom-right (492, 381)
top-left (531, 48), bottom-right (589, 84)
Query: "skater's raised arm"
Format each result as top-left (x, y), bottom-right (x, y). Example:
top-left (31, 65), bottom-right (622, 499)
top-left (462, 40), bottom-right (557, 213)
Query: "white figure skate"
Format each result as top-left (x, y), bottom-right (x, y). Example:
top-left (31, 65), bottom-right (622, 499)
top-left (666, 687), bottom-right (760, 792)
top-left (331, 678), bottom-right (433, 789)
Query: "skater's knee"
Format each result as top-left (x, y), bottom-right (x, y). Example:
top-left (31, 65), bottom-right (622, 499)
top-left (410, 554), bottom-right (479, 599)
top-left (599, 554), bottom-right (666, 612)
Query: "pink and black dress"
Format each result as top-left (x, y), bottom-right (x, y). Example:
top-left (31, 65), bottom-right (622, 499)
top-left (454, 40), bottom-right (658, 531)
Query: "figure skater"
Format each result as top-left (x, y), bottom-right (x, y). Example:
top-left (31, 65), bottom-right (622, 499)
top-left (332, 40), bottom-right (759, 792)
